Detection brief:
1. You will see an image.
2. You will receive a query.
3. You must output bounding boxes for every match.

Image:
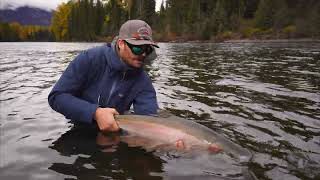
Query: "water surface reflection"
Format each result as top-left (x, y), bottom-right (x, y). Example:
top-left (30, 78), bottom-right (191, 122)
top-left (0, 42), bottom-right (319, 180)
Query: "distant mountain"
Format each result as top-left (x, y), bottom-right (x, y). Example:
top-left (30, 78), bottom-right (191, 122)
top-left (0, 6), bottom-right (52, 26)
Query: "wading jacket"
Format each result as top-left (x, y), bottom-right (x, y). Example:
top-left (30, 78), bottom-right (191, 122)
top-left (48, 43), bottom-right (158, 124)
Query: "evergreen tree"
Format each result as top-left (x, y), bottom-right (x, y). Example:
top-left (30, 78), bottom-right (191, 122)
top-left (309, 3), bottom-right (320, 37)
top-left (8, 22), bottom-right (21, 41)
top-left (254, 0), bottom-right (277, 29)
top-left (69, 4), bottom-right (78, 40)
top-left (87, 0), bottom-right (95, 40)
top-left (157, 0), bottom-right (166, 32)
top-left (95, 0), bottom-right (105, 35)
top-left (212, 0), bottom-right (228, 34)
top-left (4, 0), bottom-right (318, 42)
top-left (273, 0), bottom-right (290, 32)
top-left (83, 0), bottom-right (90, 40)
top-left (242, 0), bottom-right (260, 19)
top-left (141, 0), bottom-right (156, 26)
top-left (187, 0), bottom-right (200, 33)
top-left (166, 0), bottom-right (189, 35)
top-left (0, 23), bottom-right (12, 41)
top-left (103, 0), bottom-right (127, 36)
top-left (125, 0), bottom-right (140, 19)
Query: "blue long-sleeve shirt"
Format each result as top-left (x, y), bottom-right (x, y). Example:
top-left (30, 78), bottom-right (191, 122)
top-left (48, 43), bottom-right (158, 124)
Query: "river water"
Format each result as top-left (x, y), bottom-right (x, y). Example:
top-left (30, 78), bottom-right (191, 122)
top-left (0, 42), bottom-right (319, 180)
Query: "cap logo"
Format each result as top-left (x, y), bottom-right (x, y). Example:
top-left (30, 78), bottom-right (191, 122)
top-left (137, 27), bottom-right (150, 36)
top-left (130, 27), bottom-right (152, 41)
top-left (131, 32), bottom-right (140, 39)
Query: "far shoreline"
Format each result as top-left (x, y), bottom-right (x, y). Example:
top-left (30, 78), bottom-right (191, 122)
top-left (158, 38), bottom-right (320, 43)
top-left (1, 38), bottom-right (320, 44)
top-left (223, 38), bottom-right (320, 43)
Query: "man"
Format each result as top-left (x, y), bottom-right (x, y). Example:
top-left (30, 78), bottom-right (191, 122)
top-left (48, 20), bottom-right (159, 132)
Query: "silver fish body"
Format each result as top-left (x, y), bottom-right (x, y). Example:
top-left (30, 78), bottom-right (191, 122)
top-left (111, 113), bottom-right (258, 180)
top-left (115, 114), bottom-right (252, 162)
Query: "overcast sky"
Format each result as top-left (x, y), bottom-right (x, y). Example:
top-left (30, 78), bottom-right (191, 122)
top-left (0, 0), bottom-right (165, 11)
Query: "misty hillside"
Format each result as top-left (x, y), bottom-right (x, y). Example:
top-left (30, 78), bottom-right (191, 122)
top-left (0, 6), bottom-right (52, 26)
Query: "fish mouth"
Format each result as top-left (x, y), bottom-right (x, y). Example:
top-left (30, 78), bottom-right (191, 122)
top-left (100, 128), bottom-right (129, 136)
top-left (119, 128), bottom-right (130, 136)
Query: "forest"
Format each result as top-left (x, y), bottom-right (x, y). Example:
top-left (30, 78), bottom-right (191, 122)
top-left (0, 0), bottom-right (319, 42)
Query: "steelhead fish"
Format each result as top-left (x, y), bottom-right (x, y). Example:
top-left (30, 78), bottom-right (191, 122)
top-left (114, 114), bottom-right (252, 163)
top-left (116, 115), bottom-right (220, 153)
top-left (99, 113), bottom-right (258, 180)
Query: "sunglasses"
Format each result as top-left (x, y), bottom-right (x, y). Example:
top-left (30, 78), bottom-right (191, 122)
top-left (124, 41), bottom-right (153, 56)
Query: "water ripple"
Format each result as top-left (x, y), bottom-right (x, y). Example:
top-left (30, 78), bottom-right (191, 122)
top-left (1, 42), bottom-right (320, 180)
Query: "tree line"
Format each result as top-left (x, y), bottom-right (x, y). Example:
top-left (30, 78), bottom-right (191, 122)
top-left (50, 0), bottom-right (158, 41)
top-left (0, 21), bottom-right (52, 41)
top-left (156, 0), bottom-right (320, 41)
top-left (1, 0), bottom-right (319, 42)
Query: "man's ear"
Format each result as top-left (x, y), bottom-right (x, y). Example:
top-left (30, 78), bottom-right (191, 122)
top-left (118, 39), bottom-right (125, 50)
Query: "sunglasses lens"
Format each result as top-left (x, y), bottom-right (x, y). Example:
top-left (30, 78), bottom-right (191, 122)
top-left (125, 41), bottom-right (153, 56)
top-left (132, 46), bottom-right (143, 55)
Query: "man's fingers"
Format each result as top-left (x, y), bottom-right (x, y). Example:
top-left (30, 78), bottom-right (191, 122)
top-left (112, 109), bottom-right (119, 115)
top-left (111, 114), bottom-right (120, 131)
top-left (108, 111), bottom-right (120, 132)
top-left (95, 107), bottom-right (120, 132)
top-left (108, 108), bottom-right (119, 115)
top-left (112, 121), bottom-right (120, 131)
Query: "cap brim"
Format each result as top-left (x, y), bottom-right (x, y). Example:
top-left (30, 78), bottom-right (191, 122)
top-left (126, 39), bottom-right (159, 48)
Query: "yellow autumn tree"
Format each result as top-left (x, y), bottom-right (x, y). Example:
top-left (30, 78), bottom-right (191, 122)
top-left (51, 2), bottom-right (72, 41)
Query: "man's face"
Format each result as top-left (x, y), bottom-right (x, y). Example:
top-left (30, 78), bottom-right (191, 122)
top-left (118, 40), bottom-right (152, 68)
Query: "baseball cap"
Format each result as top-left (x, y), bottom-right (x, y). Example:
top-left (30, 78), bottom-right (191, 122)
top-left (119, 20), bottom-right (159, 48)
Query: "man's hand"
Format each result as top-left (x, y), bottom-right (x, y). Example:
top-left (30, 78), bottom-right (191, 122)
top-left (94, 107), bottom-right (120, 132)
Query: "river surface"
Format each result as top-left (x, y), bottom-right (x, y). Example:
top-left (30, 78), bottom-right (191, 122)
top-left (0, 42), bottom-right (319, 180)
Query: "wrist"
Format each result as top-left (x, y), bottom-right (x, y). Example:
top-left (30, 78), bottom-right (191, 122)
top-left (94, 107), bottom-right (102, 120)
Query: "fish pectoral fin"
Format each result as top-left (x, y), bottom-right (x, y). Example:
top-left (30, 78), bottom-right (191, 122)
top-left (208, 143), bottom-right (223, 153)
top-left (174, 139), bottom-right (186, 149)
